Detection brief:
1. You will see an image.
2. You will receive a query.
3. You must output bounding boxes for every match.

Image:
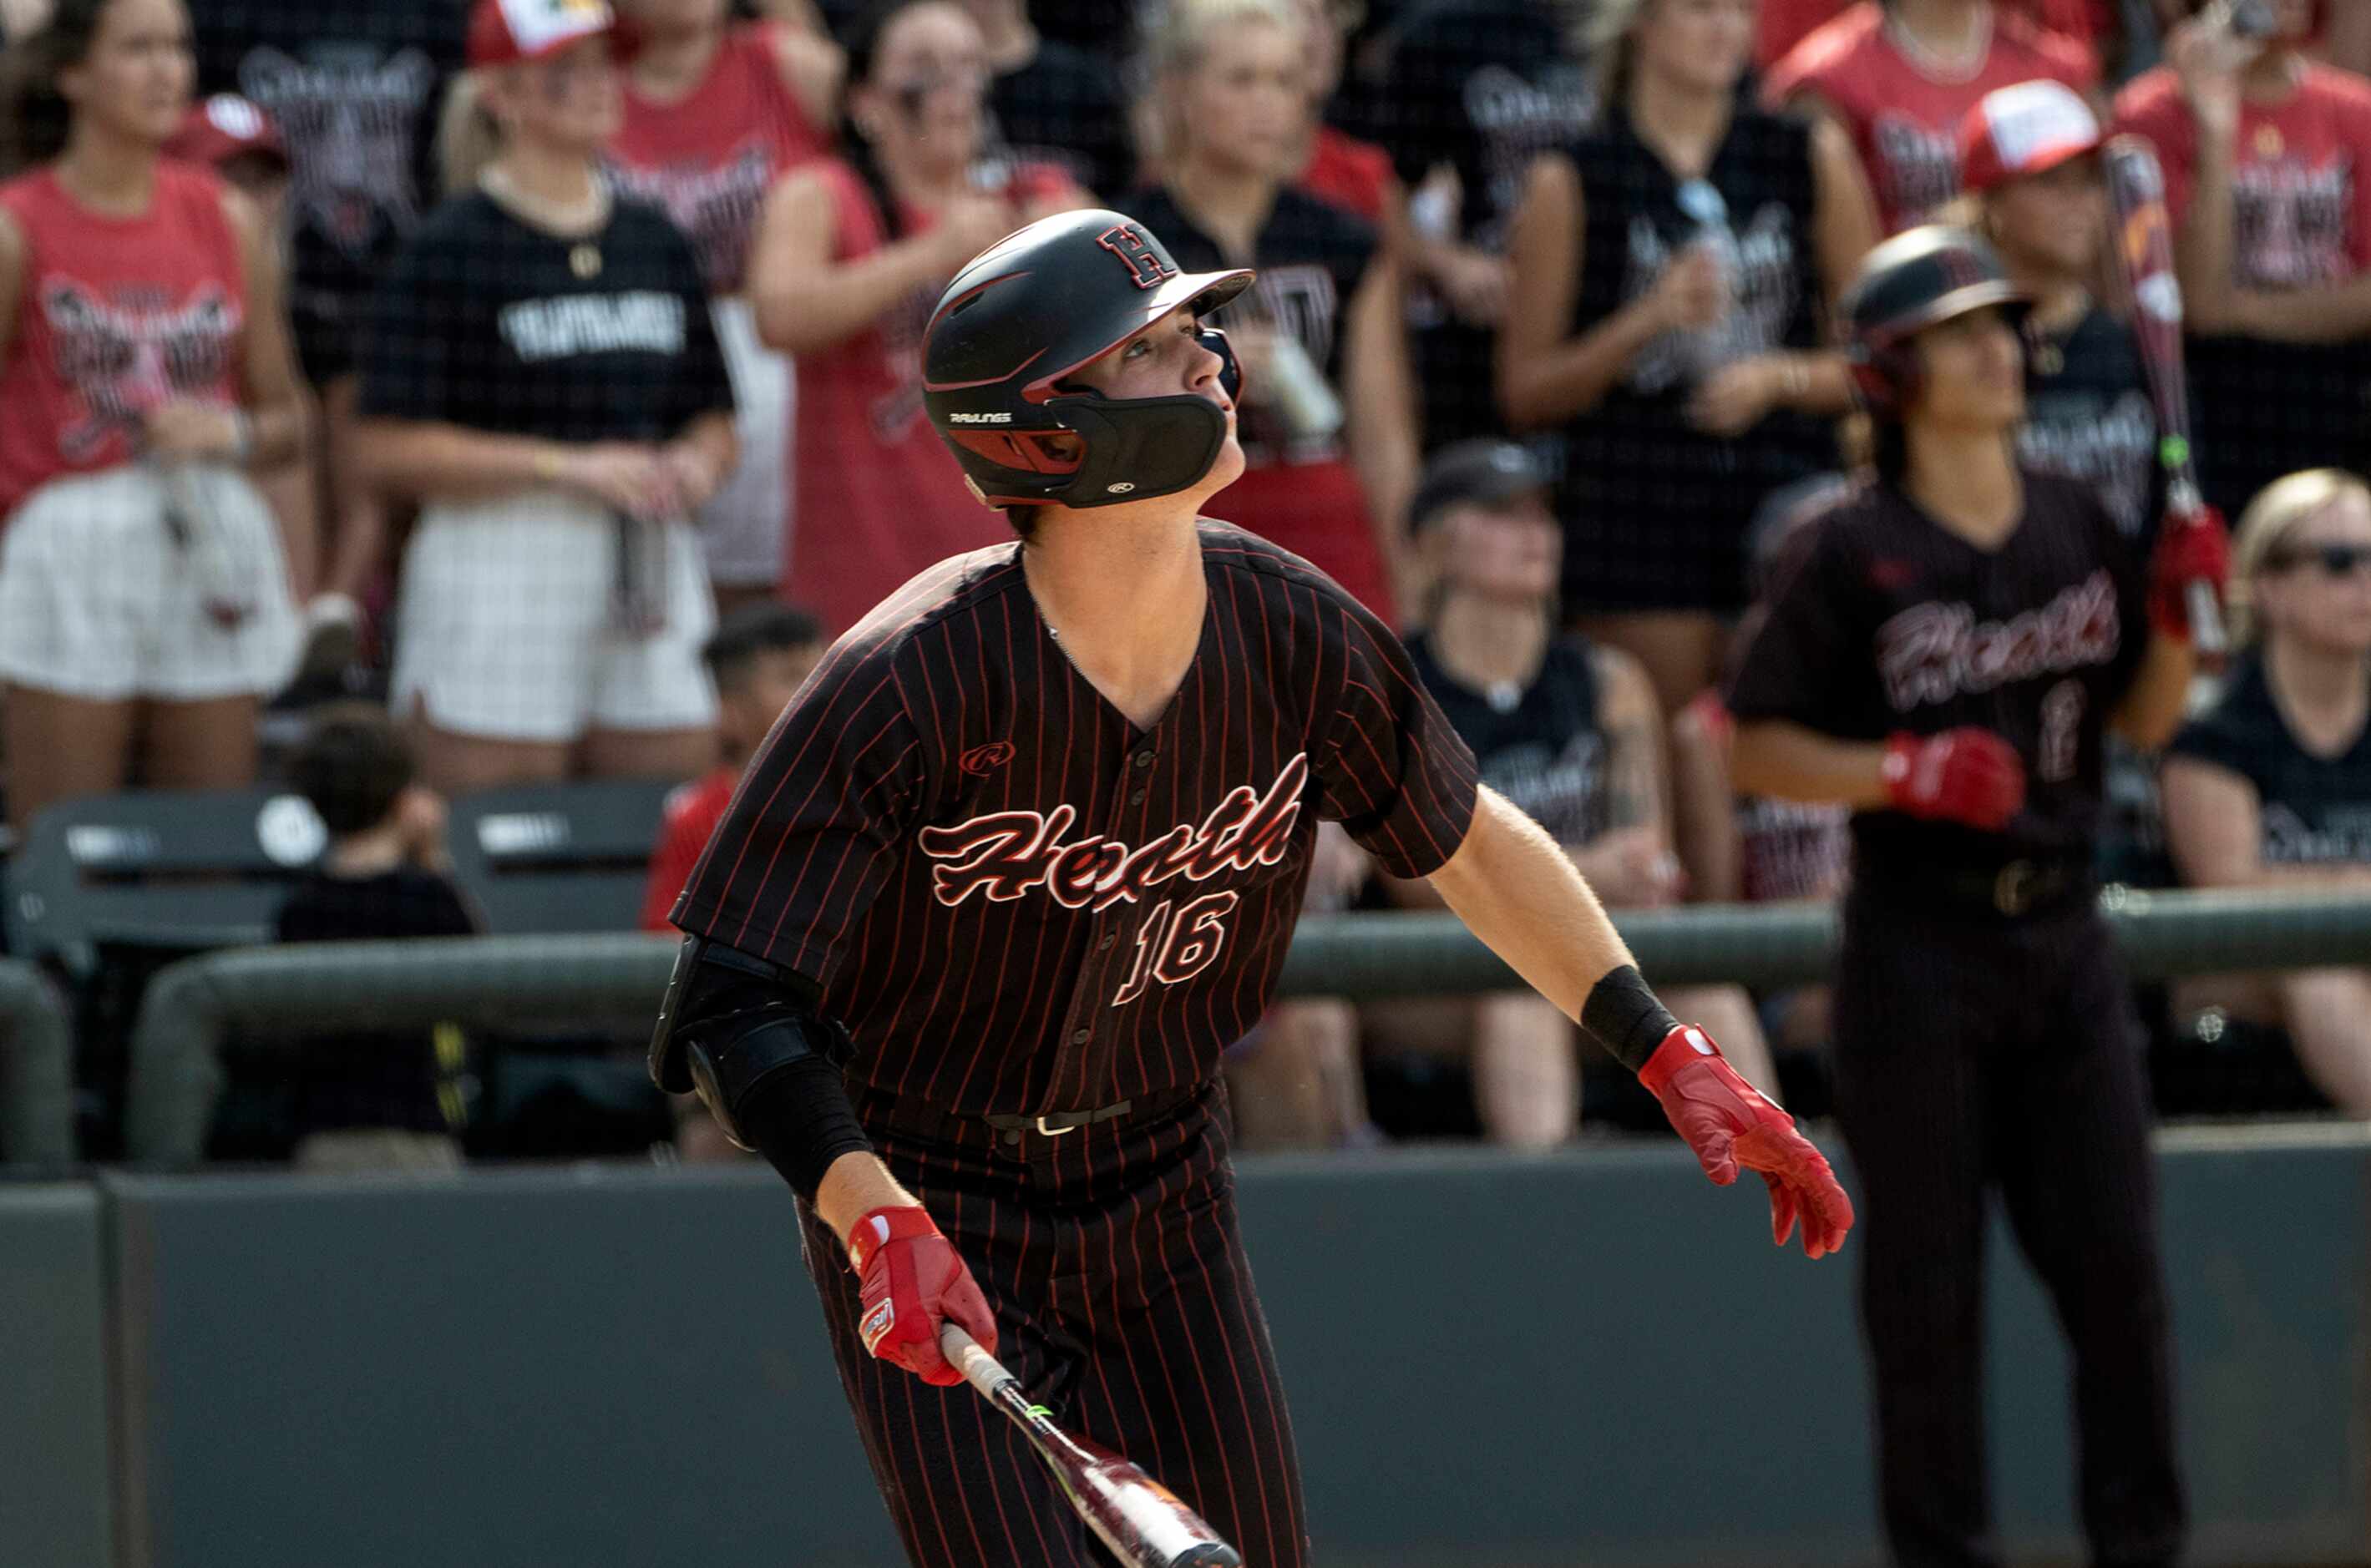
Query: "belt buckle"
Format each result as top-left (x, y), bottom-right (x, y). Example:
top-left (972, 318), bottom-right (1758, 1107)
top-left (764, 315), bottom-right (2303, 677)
top-left (1994, 859), bottom-right (2039, 917)
top-left (1032, 1114), bottom-right (1077, 1137)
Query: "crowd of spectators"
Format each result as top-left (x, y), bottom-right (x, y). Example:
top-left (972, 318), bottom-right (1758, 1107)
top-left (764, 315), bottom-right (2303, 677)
top-left (2, 0), bottom-right (2370, 1164)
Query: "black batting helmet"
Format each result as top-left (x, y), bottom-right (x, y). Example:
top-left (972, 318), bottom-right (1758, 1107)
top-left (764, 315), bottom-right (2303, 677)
top-left (1842, 225), bottom-right (2029, 415)
top-left (921, 209), bottom-right (1253, 510)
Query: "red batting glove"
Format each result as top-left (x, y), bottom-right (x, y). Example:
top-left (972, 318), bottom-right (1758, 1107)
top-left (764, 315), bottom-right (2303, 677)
top-left (1640, 1025), bottom-right (1853, 1259)
top-left (2146, 503), bottom-right (2232, 644)
top-left (847, 1205), bottom-right (998, 1387)
top-left (1882, 728), bottom-right (2025, 830)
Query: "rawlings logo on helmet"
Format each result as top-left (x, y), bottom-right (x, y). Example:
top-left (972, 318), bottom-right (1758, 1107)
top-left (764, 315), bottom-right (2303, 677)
top-left (1097, 224), bottom-right (1176, 291)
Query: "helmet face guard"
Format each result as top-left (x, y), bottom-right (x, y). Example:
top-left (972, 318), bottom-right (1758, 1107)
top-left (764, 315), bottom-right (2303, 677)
top-left (922, 210), bottom-right (1255, 511)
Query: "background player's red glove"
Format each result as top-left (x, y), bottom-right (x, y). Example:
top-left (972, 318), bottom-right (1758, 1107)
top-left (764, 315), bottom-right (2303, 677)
top-left (1882, 728), bottom-right (2024, 830)
top-left (1639, 1025), bottom-right (1853, 1259)
top-left (2146, 504), bottom-right (2232, 644)
top-left (847, 1205), bottom-right (998, 1387)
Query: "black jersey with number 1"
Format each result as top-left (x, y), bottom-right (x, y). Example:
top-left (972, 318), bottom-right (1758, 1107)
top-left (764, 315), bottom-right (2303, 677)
top-left (1725, 468), bottom-right (2149, 872)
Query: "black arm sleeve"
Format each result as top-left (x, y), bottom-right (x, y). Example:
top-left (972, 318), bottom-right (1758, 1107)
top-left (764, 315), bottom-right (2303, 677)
top-left (650, 938), bottom-right (873, 1202)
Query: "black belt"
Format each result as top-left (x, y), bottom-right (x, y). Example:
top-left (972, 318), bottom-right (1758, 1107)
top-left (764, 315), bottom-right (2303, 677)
top-left (1922, 857), bottom-right (2094, 918)
top-left (978, 1084), bottom-right (1203, 1146)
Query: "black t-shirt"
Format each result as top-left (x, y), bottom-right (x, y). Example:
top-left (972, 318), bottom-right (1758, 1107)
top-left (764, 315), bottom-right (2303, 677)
top-left (195, 0), bottom-right (473, 384)
top-left (2019, 304), bottom-right (2161, 543)
top-left (1726, 469), bottom-right (2150, 870)
top-left (1358, 0), bottom-right (1593, 253)
top-left (359, 193), bottom-right (735, 443)
top-left (987, 40), bottom-right (1131, 203)
top-left (1406, 631), bottom-right (1609, 846)
top-left (275, 867), bottom-right (479, 1136)
top-left (2169, 651), bottom-right (2371, 864)
top-left (1126, 184), bottom-right (1378, 466)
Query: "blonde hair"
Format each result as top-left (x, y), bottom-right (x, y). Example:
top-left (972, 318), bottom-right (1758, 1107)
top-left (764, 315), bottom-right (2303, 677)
top-left (2229, 468), bottom-right (2371, 646)
top-left (1142, 0), bottom-right (1303, 78)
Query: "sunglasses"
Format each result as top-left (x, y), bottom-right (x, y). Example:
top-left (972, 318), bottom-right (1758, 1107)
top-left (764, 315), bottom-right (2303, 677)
top-left (2269, 541), bottom-right (2371, 576)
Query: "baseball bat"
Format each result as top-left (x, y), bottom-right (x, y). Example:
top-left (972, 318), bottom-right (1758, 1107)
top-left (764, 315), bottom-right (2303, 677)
top-left (2101, 134), bottom-right (2228, 654)
top-left (938, 1324), bottom-right (1242, 1568)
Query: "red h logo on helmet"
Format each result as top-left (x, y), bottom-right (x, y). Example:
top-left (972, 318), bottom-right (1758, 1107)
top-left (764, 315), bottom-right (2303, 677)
top-left (1097, 224), bottom-right (1176, 290)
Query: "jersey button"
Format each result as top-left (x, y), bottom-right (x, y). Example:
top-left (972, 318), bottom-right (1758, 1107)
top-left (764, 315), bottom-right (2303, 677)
top-left (1133, 751), bottom-right (1154, 769)
top-left (1071, 1029), bottom-right (1092, 1044)
top-left (1129, 788), bottom-right (1147, 804)
top-left (1098, 933), bottom-right (1117, 952)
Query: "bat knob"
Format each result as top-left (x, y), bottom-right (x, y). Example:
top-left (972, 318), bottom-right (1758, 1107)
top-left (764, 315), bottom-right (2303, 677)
top-left (1172, 1549), bottom-right (1242, 1567)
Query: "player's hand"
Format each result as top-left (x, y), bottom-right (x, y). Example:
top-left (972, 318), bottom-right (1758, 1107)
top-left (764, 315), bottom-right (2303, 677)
top-left (1881, 728), bottom-right (2025, 830)
top-left (848, 1204), bottom-right (998, 1387)
top-left (565, 443), bottom-right (677, 519)
top-left (1646, 245), bottom-right (1728, 334)
top-left (934, 193), bottom-right (1021, 272)
top-left (2146, 503), bottom-right (2232, 645)
top-left (1639, 1024), bottom-right (1852, 1259)
top-left (1685, 357), bottom-right (1780, 436)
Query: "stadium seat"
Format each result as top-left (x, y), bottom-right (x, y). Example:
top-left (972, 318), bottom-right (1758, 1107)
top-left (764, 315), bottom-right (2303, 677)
top-left (443, 779), bottom-right (678, 936)
top-left (6, 789), bottom-right (328, 979)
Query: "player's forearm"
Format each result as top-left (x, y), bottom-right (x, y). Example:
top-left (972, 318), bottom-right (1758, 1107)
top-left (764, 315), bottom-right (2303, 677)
top-left (1426, 786), bottom-right (1641, 1027)
top-left (813, 1151), bottom-right (922, 1246)
top-left (1730, 720), bottom-right (1892, 809)
top-left (2110, 631), bottom-right (2196, 751)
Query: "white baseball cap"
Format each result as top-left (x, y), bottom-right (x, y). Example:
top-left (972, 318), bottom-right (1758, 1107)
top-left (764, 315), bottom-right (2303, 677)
top-left (468, 0), bottom-right (636, 69)
top-left (1958, 79), bottom-right (2103, 195)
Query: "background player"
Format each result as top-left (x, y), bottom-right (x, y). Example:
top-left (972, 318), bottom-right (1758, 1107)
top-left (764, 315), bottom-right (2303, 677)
top-left (651, 208), bottom-right (1854, 1568)
top-left (1727, 226), bottom-right (2223, 1568)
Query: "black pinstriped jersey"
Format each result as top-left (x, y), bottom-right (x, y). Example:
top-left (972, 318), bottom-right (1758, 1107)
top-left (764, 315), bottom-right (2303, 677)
top-left (672, 522), bottom-right (1481, 1115)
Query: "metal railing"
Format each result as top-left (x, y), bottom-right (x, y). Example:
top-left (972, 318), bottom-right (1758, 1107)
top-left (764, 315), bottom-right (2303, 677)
top-left (109, 888), bottom-right (2371, 1166)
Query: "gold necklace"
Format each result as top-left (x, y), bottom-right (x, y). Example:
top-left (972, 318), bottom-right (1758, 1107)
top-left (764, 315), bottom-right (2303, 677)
top-left (480, 165), bottom-right (611, 277)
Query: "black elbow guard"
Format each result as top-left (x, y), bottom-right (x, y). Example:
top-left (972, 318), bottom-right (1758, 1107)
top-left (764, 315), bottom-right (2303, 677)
top-left (649, 937), bottom-right (857, 1155)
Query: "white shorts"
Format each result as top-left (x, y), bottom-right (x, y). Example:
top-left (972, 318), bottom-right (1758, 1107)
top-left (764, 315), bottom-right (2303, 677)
top-left (391, 491), bottom-right (717, 743)
top-left (698, 297), bottom-right (794, 590)
top-left (0, 463), bottom-right (299, 701)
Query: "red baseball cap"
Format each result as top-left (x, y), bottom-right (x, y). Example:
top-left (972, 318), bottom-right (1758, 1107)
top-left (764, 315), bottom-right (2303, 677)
top-left (468, 0), bottom-right (636, 68)
top-left (165, 94), bottom-right (288, 173)
top-left (1958, 79), bottom-right (2103, 195)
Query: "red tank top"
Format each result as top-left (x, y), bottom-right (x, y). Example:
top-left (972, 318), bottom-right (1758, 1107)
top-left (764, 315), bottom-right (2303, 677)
top-left (788, 156), bottom-right (1073, 636)
top-left (0, 161), bottom-right (246, 520)
top-left (1764, 3), bottom-right (2098, 232)
top-left (608, 23), bottom-right (829, 295)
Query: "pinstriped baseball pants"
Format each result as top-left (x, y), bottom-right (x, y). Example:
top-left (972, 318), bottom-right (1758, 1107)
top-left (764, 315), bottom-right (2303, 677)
top-left (797, 1080), bottom-right (1310, 1568)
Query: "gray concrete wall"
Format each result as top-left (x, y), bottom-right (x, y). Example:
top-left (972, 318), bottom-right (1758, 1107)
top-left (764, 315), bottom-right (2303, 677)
top-left (56, 1128), bottom-right (2371, 1567)
top-left (0, 1183), bottom-right (114, 1568)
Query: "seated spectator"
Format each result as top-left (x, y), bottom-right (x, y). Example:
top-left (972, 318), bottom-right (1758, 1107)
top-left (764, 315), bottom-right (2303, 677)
top-left (1501, 0), bottom-right (1876, 716)
top-left (276, 706), bottom-right (479, 1170)
top-left (955, 0), bottom-right (1131, 201)
top-left (0, 0), bottom-right (307, 836)
top-left (605, 0), bottom-right (837, 619)
top-left (2114, 0), bottom-right (2371, 519)
top-left (640, 601), bottom-right (825, 934)
top-left (1352, 0), bottom-right (1595, 452)
top-left (2162, 468), bottom-right (2371, 1112)
top-left (1132, 0), bottom-right (1418, 622)
top-left (1766, 0), bottom-right (2099, 235)
top-left (355, 0), bottom-right (738, 793)
top-left (1361, 441), bottom-right (1781, 1146)
top-left (747, 0), bottom-right (1081, 639)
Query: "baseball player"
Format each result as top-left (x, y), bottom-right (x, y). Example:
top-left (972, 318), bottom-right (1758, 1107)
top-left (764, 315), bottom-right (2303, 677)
top-left (651, 207), bottom-right (1855, 1568)
top-left (1726, 225), bottom-right (2225, 1568)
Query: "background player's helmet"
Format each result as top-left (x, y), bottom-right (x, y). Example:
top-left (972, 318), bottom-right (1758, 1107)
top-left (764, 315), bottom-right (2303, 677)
top-left (922, 208), bottom-right (1254, 509)
top-left (1842, 225), bottom-right (2029, 416)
